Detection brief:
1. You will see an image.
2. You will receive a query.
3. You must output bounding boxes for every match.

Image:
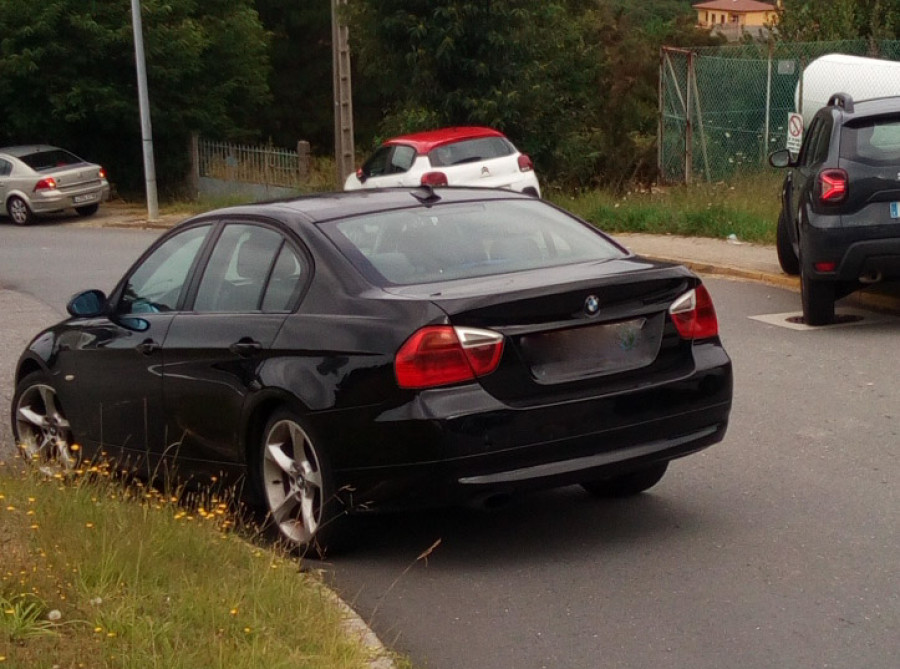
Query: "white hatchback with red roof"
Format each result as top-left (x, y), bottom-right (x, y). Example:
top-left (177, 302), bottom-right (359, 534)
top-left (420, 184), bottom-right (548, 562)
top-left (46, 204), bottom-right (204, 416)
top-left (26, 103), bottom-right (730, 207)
top-left (344, 127), bottom-right (541, 197)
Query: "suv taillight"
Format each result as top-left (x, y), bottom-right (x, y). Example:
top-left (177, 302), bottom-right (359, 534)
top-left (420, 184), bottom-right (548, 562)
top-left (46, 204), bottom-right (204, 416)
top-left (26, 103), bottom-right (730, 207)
top-left (395, 325), bottom-right (504, 389)
top-left (99, 167), bottom-right (107, 179)
top-left (817, 169), bottom-right (848, 203)
top-left (33, 177), bottom-right (57, 192)
top-left (669, 285), bottom-right (719, 340)
top-left (421, 171), bottom-right (448, 187)
top-left (517, 154), bottom-right (534, 172)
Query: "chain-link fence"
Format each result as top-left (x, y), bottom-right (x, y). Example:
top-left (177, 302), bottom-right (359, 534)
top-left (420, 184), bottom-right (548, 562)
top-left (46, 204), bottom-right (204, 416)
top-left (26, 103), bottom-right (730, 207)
top-left (659, 39), bottom-right (900, 184)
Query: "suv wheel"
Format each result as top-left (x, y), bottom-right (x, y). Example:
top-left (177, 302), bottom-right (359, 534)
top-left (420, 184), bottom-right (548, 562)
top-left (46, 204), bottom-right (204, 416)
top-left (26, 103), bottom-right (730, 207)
top-left (801, 268), bottom-right (835, 326)
top-left (776, 210), bottom-right (799, 275)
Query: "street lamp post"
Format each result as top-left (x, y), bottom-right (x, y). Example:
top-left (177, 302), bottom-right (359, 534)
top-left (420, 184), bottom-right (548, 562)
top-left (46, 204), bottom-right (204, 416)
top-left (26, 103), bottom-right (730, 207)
top-left (130, 0), bottom-right (159, 221)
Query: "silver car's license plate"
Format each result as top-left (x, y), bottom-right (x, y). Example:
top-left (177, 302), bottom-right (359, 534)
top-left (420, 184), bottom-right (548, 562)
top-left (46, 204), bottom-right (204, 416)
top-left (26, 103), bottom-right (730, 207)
top-left (891, 202), bottom-right (900, 218)
top-left (73, 193), bottom-right (98, 204)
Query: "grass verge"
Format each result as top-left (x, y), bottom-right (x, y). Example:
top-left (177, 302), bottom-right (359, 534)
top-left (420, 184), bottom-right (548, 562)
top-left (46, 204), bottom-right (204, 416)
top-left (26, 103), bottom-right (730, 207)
top-left (548, 171), bottom-right (784, 245)
top-left (0, 458), bottom-right (394, 669)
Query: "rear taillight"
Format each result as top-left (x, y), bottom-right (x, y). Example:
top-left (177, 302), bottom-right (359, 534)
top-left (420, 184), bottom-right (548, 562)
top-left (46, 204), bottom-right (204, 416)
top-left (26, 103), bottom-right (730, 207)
top-left (669, 285), bottom-right (719, 340)
top-left (99, 167), bottom-right (107, 179)
top-left (817, 169), bottom-right (848, 203)
top-left (517, 154), bottom-right (534, 172)
top-left (395, 325), bottom-right (505, 389)
top-left (420, 171), bottom-right (448, 187)
top-left (33, 177), bottom-right (57, 192)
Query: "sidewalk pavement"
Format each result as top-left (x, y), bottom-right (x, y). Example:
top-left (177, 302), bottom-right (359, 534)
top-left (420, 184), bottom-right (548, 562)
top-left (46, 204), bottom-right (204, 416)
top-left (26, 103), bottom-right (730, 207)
top-left (616, 232), bottom-right (900, 315)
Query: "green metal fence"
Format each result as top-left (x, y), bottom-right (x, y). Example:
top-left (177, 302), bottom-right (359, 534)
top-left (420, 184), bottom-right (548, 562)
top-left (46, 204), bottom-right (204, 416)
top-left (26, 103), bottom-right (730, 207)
top-left (659, 39), bottom-right (900, 184)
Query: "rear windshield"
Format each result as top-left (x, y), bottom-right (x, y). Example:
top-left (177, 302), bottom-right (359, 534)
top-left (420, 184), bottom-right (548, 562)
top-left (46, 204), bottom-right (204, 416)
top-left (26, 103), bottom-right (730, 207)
top-left (428, 137), bottom-right (514, 167)
top-left (841, 115), bottom-right (900, 165)
top-left (322, 199), bottom-right (627, 285)
top-left (19, 149), bottom-right (85, 171)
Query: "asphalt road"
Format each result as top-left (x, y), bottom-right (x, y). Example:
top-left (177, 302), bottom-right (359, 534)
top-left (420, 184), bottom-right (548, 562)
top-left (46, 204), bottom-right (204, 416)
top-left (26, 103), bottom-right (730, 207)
top-left (1, 223), bottom-right (898, 668)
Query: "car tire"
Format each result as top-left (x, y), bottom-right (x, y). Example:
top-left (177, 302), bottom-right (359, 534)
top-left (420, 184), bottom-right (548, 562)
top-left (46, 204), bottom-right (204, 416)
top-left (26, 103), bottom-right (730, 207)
top-left (258, 410), bottom-right (347, 558)
top-left (801, 268), bottom-right (835, 326)
top-left (580, 462), bottom-right (669, 498)
top-left (11, 371), bottom-right (79, 475)
top-left (7, 196), bottom-right (34, 225)
top-left (776, 210), bottom-right (800, 276)
top-left (75, 203), bottom-right (99, 217)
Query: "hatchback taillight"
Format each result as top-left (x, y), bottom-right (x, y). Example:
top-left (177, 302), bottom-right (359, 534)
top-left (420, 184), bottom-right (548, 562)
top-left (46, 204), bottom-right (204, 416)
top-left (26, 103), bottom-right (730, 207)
top-left (669, 285), bottom-right (719, 340)
top-left (395, 325), bottom-right (505, 389)
top-left (421, 171), bottom-right (449, 187)
top-left (817, 169), bottom-right (848, 203)
top-left (34, 177), bottom-right (57, 192)
top-left (517, 154), bottom-right (534, 172)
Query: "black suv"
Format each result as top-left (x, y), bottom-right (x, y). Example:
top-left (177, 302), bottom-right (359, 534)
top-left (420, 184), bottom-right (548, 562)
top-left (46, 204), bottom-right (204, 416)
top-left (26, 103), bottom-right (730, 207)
top-left (770, 93), bottom-right (900, 325)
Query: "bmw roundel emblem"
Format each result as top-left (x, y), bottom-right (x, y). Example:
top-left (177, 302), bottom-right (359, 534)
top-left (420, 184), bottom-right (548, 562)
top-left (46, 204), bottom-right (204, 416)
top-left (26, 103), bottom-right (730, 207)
top-left (584, 294), bottom-right (600, 316)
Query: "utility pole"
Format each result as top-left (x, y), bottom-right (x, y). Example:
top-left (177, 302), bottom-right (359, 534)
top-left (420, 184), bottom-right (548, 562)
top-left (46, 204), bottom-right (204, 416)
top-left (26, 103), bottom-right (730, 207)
top-left (130, 0), bottom-right (159, 220)
top-left (331, 0), bottom-right (355, 187)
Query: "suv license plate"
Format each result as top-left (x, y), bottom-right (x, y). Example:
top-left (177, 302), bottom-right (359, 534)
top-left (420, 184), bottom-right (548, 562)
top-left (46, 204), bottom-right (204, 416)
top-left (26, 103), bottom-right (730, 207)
top-left (891, 202), bottom-right (900, 219)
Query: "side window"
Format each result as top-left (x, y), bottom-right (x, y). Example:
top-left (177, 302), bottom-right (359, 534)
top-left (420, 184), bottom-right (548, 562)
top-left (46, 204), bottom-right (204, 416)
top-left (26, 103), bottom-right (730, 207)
top-left (0, 159), bottom-right (11, 177)
top-left (193, 223), bottom-right (283, 312)
top-left (798, 118), bottom-right (822, 167)
top-left (362, 146), bottom-right (393, 178)
top-left (262, 244), bottom-right (307, 311)
top-left (120, 225), bottom-right (211, 314)
top-left (388, 145), bottom-right (417, 174)
top-left (811, 117), bottom-right (833, 164)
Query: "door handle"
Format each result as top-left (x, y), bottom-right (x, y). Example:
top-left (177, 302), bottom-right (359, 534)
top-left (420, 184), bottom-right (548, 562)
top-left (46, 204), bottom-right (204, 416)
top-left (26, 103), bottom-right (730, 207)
top-left (136, 338), bottom-right (161, 355)
top-left (229, 338), bottom-right (263, 357)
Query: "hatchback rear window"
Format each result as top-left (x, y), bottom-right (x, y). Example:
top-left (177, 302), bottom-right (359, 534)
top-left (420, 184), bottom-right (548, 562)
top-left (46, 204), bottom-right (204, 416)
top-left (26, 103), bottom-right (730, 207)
top-left (428, 137), bottom-right (514, 167)
top-left (323, 199), bottom-right (626, 285)
top-left (19, 149), bottom-right (84, 171)
top-left (841, 115), bottom-right (900, 164)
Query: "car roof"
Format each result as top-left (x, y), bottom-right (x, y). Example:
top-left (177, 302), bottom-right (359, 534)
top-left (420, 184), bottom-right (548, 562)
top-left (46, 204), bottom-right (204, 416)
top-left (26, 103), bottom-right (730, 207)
top-left (191, 187), bottom-right (535, 226)
top-left (0, 145), bottom-right (63, 157)
top-left (382, 127), bottom-right (506, 154)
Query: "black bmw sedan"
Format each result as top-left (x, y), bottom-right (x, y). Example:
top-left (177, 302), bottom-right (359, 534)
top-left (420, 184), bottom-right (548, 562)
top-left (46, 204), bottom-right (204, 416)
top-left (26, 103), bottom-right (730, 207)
top-left (11, 187), bottom-right (732, 556)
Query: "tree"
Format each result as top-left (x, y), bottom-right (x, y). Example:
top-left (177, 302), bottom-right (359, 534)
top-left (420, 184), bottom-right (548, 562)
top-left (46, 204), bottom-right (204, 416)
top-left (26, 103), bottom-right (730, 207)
top-left (776, 0), bottom-right (900, 41)
top-left (0, 0), bottom-right (271, 195)
top-left (254, 1), bottom-right (334, 153)
top-left (347, 0), bottom-right (722, 191)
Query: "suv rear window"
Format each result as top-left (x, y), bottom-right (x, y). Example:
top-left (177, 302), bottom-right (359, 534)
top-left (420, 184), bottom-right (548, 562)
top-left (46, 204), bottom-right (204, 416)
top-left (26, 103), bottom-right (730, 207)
top-left (841, 115), bottom-right (900, 165)
top-left (428, 137), bottom-right (514, 167)
top-left (323, 199), bottom-right (626, 285)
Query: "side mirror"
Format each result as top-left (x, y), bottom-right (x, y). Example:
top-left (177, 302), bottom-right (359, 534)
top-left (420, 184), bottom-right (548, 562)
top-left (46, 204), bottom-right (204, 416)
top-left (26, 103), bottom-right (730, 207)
top-left (768, 149), bottom-right (794, 169)
top-left (66, 289), bottom-right (108, 318)
top-left (356, 167), bottom-right (367, 184)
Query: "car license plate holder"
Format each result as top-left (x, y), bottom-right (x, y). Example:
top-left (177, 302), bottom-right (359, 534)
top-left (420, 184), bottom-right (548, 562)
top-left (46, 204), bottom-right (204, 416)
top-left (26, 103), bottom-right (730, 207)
top-left (891, 202), bottom-right (900, 219)
top-left (519, 315), bottom-right (664, 383)
top-left (73, 193), bottom-right (98, 204)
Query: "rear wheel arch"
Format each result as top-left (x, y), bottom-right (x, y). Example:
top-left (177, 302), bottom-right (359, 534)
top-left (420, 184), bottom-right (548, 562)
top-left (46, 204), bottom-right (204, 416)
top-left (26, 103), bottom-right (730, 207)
top-left (241, 392), bottom-right (312, 504)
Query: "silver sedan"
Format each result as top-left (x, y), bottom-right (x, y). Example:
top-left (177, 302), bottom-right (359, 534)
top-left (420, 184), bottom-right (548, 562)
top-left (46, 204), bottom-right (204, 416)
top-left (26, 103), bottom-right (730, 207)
top-left (0, 145), bottom-right (110, 225)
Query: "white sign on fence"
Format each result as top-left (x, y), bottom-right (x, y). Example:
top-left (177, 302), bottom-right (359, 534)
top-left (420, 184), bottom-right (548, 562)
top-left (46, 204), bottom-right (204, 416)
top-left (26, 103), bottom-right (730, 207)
top-left (786, 112), bottom-right (804, 152)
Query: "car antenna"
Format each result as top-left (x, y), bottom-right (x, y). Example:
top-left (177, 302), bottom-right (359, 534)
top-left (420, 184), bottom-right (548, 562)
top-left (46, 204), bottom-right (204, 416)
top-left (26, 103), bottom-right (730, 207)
top-left (411, 184), bottom-right (442, 204)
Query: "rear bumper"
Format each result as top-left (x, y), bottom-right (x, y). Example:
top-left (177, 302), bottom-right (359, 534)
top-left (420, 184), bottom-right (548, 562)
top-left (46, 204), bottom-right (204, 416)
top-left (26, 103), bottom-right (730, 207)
top-left (328, 342), bottom-right (732, 508)
top-left (28, 182), bottom-right (110, 214)
top-left (803, 219), bottom-right (900, 281)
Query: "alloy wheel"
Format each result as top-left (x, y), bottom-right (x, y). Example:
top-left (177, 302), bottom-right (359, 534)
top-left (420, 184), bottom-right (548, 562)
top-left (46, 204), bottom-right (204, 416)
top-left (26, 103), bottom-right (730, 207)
top-left (14, 383), bottom-right (77, 475)
top-left (8, 197), bottom-right (32, 225)
top-left (262, 418), bottom-right (325, 547)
